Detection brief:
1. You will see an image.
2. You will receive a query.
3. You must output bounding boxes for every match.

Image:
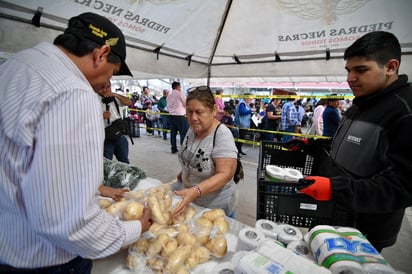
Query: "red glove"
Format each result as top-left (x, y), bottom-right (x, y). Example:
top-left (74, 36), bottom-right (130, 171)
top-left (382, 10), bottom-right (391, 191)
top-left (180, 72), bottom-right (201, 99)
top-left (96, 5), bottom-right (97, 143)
top-left (284, 138), bottom-right (309, 151)
top-left (297, 176), bottom-right (331, 201)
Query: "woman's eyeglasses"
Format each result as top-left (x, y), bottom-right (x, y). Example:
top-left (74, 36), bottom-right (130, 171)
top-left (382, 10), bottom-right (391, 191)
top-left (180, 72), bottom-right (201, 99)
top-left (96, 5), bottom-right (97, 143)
top-left (187, 85), bottom-right (212, 93)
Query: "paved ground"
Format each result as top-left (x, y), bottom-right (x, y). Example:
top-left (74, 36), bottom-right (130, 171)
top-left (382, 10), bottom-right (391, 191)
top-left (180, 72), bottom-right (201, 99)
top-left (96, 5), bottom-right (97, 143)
top-left (127, 130), bottom-right (412, 273)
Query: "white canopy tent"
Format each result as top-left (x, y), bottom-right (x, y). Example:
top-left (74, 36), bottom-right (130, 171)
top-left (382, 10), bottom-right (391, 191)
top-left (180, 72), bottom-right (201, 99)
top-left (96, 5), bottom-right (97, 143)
top-left (0, 0), bottom-right (411, 86)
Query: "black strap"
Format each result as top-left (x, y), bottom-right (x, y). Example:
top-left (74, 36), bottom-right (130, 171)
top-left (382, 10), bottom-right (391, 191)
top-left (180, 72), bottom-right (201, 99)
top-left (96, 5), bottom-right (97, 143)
top-left (106, 97), bottom-right (134, 145)
top-left (212, 123), bottom-right (222, 147)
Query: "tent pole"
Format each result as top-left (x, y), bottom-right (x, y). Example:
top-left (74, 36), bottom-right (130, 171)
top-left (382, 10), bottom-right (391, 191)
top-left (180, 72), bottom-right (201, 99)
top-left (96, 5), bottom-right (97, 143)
top-left (207, 0), bottom-right (233, 86)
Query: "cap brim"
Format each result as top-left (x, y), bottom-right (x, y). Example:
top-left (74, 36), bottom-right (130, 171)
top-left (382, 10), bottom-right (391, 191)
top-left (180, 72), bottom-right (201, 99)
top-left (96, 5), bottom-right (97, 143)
top-left (116, 61), bottom-right (133, 76)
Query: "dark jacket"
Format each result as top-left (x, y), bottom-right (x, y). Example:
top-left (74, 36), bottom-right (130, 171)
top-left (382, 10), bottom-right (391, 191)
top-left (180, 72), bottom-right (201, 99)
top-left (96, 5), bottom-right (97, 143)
top-left (329, 75), bottom-right (412, 249)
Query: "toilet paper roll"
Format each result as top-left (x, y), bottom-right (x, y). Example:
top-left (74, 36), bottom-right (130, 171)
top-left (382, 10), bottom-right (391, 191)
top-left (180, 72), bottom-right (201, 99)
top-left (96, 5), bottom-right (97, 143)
top-left (308, 225), bottom-right (364, 274)
top-left (287, 240), bottom-right (314, 261)
top-left (336, 227), bottom-right (396, 274)
top-left (255, 219), bottom-right (278, 239)
top-left (276, 224), bottom-right (303, 244)
top-left (230, 250), bottom-right (249, 266)
top-left (265, 165), bottom-right (285, 181)
top-left (212, 261), bottom-right (236, 274)
top-left (237, 227), bottom-right (266, 251)
top-left (255, 240), bottom-right (332, 274)
top-left (283, 168), bottom-right (303, 182)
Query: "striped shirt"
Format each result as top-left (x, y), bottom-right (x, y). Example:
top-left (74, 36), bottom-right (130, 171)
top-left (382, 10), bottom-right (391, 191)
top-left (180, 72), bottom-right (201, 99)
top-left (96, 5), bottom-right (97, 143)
top-left (0, 43), bottom-right (141, 268)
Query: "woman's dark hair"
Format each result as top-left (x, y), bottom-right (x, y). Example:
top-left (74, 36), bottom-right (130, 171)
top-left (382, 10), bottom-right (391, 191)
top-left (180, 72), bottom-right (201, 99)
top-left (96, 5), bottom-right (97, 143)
top-left (186, 86), bottom-right (215, 110)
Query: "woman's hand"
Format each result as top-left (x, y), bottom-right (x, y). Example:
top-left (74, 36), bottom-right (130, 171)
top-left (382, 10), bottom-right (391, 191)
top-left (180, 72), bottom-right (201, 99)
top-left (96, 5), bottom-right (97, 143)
top-left (172, 187), bottom-right (198, 217)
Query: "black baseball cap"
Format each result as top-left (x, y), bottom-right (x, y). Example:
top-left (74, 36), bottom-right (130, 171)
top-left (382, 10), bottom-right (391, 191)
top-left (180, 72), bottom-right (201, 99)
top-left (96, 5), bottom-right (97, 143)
top-left (65, 12), bottom-right (132, 76)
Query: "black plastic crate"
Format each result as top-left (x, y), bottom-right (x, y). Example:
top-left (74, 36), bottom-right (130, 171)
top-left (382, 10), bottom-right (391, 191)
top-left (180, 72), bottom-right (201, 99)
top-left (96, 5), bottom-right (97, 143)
top-left (256, 140), bottom-right (354, 228)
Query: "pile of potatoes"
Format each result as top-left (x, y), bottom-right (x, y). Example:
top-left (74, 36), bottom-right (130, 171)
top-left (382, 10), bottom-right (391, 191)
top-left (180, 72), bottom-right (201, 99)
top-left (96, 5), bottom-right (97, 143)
top-left (98, 184), bottom-right (229, 274)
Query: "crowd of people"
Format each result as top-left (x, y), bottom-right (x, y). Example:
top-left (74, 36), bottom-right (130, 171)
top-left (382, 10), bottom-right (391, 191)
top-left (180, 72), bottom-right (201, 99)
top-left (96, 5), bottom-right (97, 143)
top-left (1, 10), bottom-right (411, 273)
top-left (119, 85), bottom-right (351, 156)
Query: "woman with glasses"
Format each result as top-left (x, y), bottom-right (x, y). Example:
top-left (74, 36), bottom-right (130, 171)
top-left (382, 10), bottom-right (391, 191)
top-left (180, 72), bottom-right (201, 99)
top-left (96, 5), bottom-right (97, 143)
top-left (172, 86), bottom-right (238, 218)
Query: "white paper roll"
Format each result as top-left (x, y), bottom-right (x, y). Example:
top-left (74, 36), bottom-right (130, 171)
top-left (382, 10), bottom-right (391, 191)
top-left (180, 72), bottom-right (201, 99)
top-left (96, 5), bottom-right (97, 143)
top-left (255, 240), bottom-right (332, 274)
top-left (276, 224), bottom-right (303, 244)
top-left (336, 227), bottom-right (396, 274)
top-left (237, 227), bottom-right (266, 251)
top-left (308, 225), bottom-right (364, 274)
top-left (255, 219), bottom-right (278, 239)
top-left (212, 261), bottom-right (236, 274)
top-left (283, 168), bottom-right (303, 182)
top-left (287, 240), bottom-right (314, 261)
top-left (230, 250), bottom-right (249, 266)
top-left (265, 165), bottom-right (285, 181)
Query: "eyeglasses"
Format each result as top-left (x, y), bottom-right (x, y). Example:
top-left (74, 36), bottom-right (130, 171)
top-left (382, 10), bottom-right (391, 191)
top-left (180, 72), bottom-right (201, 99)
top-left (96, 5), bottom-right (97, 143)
top-left (187, 85), bottom-right (212, 93)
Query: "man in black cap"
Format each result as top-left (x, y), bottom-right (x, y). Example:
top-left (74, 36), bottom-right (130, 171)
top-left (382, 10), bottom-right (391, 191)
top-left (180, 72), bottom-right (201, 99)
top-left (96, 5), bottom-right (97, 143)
top-left (0, 13), bottom-right (151, 273)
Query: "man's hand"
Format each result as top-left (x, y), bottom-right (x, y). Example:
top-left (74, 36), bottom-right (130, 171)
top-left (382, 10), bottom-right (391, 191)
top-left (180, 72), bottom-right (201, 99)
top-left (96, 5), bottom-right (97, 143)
top-left (297, 176), bottom-right (331, 201)
top-left (139, 207), bottom-right (152, 233)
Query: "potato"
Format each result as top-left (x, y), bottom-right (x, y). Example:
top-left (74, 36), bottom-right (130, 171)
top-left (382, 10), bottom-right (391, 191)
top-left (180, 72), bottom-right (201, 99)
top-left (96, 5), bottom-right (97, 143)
top-left (213, 216), bottom-right (229, 234)
top-left (161, 237), bottom-right (178, 257)
top-left (132, 238), bottom-right (149, 253)
top-left (185, 252), bottom-right (199, 269)
top-left (175, 223), bottom-right (189, 233)
top-left (176, 231), bottom-right (197, 246)
top-left (206, 236), bottom-right (227, 257)
top-left (125, 190), bottom-right (144, 200)
top-left (202, 208), bottom-right (225, 222)
top-left (194, 217), bottom-right (213, 245)
top-left (146, 257), bottom-right (165, 273)
top-left (122, 201), bottom-right (144, 220)
top-left (175, 265), bottom-right (190, 274)
top-left (155, 227), bottom-right (178, 238)
top-left (194, 245), bottom-right (210, 263)
top-left (195, 217), bottom-right (213, 232)
top-left (126, 253), bottom-right (142, 270)
top-left (164, 193), bottom-right (173, 209)
top-left (146, 238), bottom-right (163, 257)
top-left (157, 233), bottom-right (170, 245)
top-left (172, 213), bottom-right (185, 224)
top-left (184, 206), bottom-right (196, 221)
top-left (149, 222), bottom-right (165, 235)
top-left (165, 245), bottom-right (192, 273)
top-left (98, 199), bottom-right (113, 209)
top-left (106, 200), bottom-right (129, 216)
top-left (148, 195), bottom-right (167, 225)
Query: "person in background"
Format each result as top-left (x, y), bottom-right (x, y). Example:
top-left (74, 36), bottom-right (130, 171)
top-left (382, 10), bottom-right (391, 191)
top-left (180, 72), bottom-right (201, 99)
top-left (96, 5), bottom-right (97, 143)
top-left (141, 86), bottom-right (154, 135)
top-left (263, 98), bottom-right (282, 141)
top-left (158, 89), bottom-right (170, 140)
top-left (298, 31), bottom-right (412, 252)
top-left (0, 12), bottom-right (151, 273)
top-left (295, 100), bottom-right (306, 130)
top-left (214, 88), bottom-right (225, 121)
top-left (100, 82), bottom-right (133, 164)
top-left (280, 92), bottom-right (300, 142)
top-left (173, 86), bottom-right (238, 218)
top-left (322, 95), bottom-right (342, 137)
top-left (311, 99), bottom-right (327, 136)
top-left (167, 81), bottom-right (189, 153)
top-left (144, 100), bottom-right (161, 137)
top-left (221, 106), bottom-right (241, 157)
top-left (234, 94), bottom-right (254, 156)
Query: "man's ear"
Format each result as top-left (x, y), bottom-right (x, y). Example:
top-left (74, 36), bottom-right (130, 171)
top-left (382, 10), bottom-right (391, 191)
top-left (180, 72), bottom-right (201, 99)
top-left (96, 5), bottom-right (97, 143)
top-left (386, 59), bottom-right (400, 74)
top-left (93, 45), bottom-right (111, 65)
